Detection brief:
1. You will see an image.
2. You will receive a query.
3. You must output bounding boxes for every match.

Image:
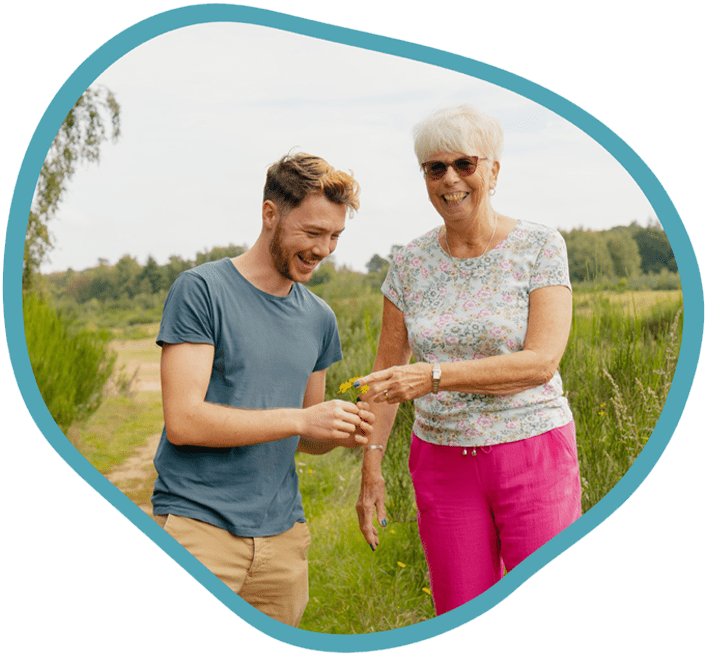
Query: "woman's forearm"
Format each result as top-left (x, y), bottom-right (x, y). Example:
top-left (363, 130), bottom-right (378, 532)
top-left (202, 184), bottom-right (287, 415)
top-left (438, 348), bottom-right (559, 396)
top-left (360, 400), bottom-right (400, 469)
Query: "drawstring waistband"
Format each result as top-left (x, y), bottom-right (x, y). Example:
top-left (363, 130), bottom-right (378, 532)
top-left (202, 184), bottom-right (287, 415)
top-left (461, 445), bottom-right (493, 456)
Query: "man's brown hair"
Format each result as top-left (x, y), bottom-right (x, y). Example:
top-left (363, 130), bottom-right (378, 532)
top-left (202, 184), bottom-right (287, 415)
top-left (263, 152), bottom-right (361, 217)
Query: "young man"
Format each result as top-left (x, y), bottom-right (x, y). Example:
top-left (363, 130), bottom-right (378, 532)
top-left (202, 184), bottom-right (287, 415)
top-left (151, 153), bottom-right (373, 626)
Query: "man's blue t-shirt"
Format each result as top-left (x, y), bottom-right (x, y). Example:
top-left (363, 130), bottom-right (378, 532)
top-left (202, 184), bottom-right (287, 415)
top-left (151, 257), bottom-right (342, 537)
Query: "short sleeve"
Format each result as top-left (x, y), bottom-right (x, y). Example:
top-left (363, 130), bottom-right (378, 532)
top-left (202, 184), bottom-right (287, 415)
top-left (529, 228), bottom-right (572, 292)
top-left (380, 253), bottom-right (406, 311)
top-left (156, 271), bottom-right (215, 347)
top-left (314, 307), bottom-right (342, 371)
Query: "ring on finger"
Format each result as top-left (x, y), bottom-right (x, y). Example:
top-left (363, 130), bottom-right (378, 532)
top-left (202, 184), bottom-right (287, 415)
top-left (384, 390), bottom-right (389, 400)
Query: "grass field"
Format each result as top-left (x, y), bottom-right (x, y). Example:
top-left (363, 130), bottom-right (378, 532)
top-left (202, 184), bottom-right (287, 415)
top-left (66, 288), bottom-right (683, 633)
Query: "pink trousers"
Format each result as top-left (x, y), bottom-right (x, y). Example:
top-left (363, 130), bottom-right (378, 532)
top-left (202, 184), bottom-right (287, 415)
top-left (409, 422), bottom-right (582, 615)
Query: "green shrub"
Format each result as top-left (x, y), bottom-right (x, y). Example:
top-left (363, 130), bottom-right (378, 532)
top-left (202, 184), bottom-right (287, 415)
top-left (23, 292), bottom-right (116, 432)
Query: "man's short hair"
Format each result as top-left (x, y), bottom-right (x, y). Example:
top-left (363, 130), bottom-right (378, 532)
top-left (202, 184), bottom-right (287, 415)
top-left (263, 152), bottom-right (361, 217)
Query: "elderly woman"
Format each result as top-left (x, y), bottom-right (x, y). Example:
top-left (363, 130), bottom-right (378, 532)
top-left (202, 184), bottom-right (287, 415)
top-left (354, 104), bottom-right (582, 615)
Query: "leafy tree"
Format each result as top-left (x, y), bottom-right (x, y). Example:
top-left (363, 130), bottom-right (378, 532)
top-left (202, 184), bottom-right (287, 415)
top-left (366, 254), bottom-right (389, 274)
top-left (138, 255), bottom-right (164, 295)
top-left (195, 244), bottom-right (247, 266)
top-left (114, 254), bottom-right (143, 298)
top-left (163, 255), bottom-right (193, 288)
top-left (563, 229), bottom-right (614, 282)
top-left (605, 228), bottom-right (642, 278)
top-left (632, 223), bottom-right (676, 274)
top-left (307, 259), bottom-right (336, 287)
top-left (24, 86), bottom-right (120, 290)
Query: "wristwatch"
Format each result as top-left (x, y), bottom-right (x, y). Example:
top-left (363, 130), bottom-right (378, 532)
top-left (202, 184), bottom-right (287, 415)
top-left (431, 362), bottom-right (441, 394)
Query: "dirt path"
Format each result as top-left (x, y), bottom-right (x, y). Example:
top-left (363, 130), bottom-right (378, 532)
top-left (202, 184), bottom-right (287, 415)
top-left (105, 337), bottom-right (163, 515)
top-left (105, 431), bottom-right (162, 515)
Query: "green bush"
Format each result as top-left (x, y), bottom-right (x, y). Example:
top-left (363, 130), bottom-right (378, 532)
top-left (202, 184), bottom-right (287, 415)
top-left (23, 292), bottom-right (116, 432)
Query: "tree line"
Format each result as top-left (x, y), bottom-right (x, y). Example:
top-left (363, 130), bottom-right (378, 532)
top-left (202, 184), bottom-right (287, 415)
top-left (45, 244), bottom-right (247, 305)
top-left (560, 220), bottom-right (676, 282)
top-left (44, 220), bottom-right (677, 308)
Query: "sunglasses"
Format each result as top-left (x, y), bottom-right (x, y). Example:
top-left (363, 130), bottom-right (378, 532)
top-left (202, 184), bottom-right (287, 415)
top-left (421, 156), bottom-right (487, 180)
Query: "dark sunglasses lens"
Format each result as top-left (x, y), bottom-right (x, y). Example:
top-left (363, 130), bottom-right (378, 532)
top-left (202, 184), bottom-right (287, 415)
top-left (453, 158), bottom-right (477, 176)
top-left (426, 162), bottom-right (448, 178)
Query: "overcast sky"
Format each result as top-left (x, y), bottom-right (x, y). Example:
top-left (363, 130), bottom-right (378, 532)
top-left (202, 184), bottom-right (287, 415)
top-left (39, 21), bottom-right (654, 275)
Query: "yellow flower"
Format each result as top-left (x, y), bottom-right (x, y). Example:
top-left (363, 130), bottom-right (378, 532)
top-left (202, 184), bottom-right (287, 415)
top-left (397, 562), bottom-right (406, 568)
top-left (422, 587), bottom-right (431, 595)
top-left (338, 375), bottom-right (368, 401)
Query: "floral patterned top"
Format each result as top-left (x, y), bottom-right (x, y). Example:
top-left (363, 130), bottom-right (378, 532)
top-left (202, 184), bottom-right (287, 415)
top-left (382, 219), bottom-right (574, 447)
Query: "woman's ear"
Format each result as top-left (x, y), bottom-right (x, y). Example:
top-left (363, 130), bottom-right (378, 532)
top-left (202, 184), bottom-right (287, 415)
top-left (490, 160), bottom-right (501, 188)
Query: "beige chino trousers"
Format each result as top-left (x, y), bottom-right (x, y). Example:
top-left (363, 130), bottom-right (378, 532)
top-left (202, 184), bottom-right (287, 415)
top-left (155, 514), bottom-right (311, 626)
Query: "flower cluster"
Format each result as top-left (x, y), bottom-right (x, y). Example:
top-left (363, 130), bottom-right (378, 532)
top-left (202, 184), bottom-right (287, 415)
top-left (338, 377), bottom-right (369, 402)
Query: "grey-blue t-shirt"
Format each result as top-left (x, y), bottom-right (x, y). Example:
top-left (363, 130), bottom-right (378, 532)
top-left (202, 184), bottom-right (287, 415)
top-left (151, 257), bottom-right (342, 537)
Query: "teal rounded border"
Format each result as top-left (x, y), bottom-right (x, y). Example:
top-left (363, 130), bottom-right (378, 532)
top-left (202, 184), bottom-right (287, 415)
top-left (4, 4), bottom-right (703, 651)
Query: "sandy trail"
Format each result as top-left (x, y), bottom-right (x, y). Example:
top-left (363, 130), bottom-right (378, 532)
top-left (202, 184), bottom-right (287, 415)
top-left (104, 337), bottom-right (163, 515)
top-left (105, 431), bottom-right (162, 514)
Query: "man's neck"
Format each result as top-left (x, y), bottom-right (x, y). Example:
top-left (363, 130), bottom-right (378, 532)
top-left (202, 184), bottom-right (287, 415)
top-left (230, 243), bottom-right (293, 297)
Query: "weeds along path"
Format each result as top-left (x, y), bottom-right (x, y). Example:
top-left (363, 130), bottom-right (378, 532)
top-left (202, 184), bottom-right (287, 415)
top-left (105, 431), bottom-right (161, 515)
top-left (104, 335), bottom-right (163, 515)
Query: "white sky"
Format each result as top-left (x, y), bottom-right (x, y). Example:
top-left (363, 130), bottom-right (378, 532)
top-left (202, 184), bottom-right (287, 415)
top-left (40, 21), bottom-right (654, 274)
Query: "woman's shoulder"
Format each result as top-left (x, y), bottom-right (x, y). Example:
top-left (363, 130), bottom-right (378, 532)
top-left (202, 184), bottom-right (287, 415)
top-left (515, 219), bottom-right (564, 240)
top-left (509, 219), bottom-right (566, 251)
top-left (392, 227), bottom-right (440, 260)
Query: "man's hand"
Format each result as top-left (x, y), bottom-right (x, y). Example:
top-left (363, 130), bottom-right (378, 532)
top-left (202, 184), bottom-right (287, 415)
top-left (300, 399), bottom-right (367, 443)
top-left (337, 400), bottom-right (374, 448)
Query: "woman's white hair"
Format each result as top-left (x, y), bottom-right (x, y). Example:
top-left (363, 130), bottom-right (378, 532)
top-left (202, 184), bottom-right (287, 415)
top-left (413, 104), bottom-right (504, 166)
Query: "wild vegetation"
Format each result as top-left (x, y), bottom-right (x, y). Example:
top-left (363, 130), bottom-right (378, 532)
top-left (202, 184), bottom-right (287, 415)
top-left (23, 95), bottom-right (680, 631)
top-left (46, 252), bottom-right (681, 633)
top-left (24, 85), bottom-right (683, 634)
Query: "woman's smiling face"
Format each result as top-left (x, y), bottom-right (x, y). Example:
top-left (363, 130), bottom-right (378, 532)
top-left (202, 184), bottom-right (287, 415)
top-left (424, 151), bottom-right (499, 223)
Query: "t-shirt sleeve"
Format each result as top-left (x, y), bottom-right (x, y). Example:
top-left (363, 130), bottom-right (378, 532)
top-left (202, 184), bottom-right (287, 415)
top-left (530, 228), bottom-right (572, 292)
top-left (380, 254), bottom-right (406, 311)
top-left (313, 307), bottom-right (342, 371)
top-left (156, 271), bottom-right (215, 347)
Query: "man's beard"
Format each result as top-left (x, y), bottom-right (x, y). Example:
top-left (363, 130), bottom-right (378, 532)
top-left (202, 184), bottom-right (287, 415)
top-left (269, 219), bottom-right (295, 281)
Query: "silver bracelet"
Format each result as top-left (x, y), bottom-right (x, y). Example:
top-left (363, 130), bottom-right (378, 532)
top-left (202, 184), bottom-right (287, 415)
top-left (364, 444), bottom-right (384, 453)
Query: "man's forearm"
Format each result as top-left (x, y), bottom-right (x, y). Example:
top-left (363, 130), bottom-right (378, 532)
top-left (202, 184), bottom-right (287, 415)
top-left (165, 402), bottom-right (304, 448)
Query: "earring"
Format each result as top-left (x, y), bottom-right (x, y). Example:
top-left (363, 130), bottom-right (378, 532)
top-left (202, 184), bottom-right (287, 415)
top-left (489, 187), bottom-right (496, 196)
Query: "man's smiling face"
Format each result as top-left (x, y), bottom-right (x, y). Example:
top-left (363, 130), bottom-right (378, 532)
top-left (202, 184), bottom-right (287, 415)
top-left (268, 193), bottom-right (346, 284)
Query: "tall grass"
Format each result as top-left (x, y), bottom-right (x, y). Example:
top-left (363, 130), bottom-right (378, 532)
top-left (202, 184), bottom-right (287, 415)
top-left (561, 290), bottom-right (682, 510)
top-left (67, 277), bottom-right (681, 634)
top-left (297, 448), bottom-right (435, 633)
top-left (298, 282), bottom-right (683, 632)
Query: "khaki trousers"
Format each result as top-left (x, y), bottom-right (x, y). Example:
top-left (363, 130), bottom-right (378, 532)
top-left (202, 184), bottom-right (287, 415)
top-left (155, 514), bottom-right (310, 626)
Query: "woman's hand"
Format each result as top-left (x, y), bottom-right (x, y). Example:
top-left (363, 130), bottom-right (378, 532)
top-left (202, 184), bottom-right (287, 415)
top-left (355, 362), bottom-right (432, 404)
top-left (356, 458), bottom-right (388, 550)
